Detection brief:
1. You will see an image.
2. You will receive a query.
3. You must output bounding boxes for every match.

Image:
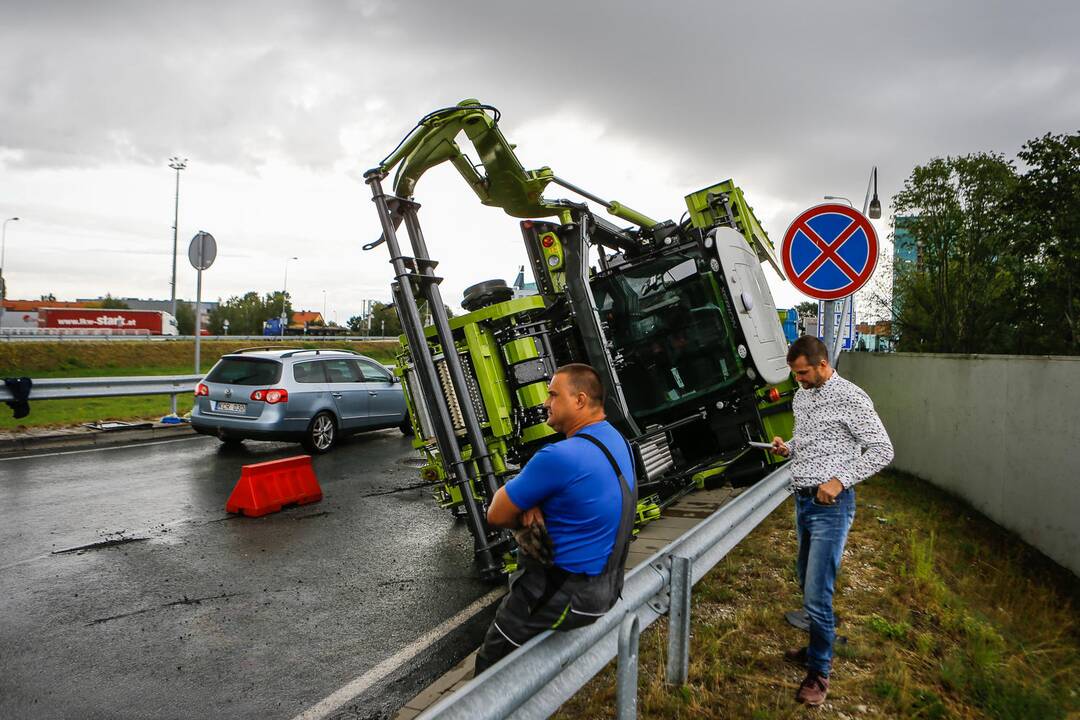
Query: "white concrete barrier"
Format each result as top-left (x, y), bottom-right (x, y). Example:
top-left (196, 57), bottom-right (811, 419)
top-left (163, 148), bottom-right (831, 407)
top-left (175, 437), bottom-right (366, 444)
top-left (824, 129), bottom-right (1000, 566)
top-left (841, 351), bottom-right (1080, 577)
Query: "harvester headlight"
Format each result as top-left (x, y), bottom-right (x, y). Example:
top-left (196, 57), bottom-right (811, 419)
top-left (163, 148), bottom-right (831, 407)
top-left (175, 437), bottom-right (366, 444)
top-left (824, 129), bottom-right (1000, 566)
top-left (547, 255), bottom-right (560, 267)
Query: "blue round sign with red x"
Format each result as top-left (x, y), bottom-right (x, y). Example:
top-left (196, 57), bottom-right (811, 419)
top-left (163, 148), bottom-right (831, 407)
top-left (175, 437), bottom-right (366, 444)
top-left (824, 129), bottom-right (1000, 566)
top-left (781, 203), bottom-right (878, 300)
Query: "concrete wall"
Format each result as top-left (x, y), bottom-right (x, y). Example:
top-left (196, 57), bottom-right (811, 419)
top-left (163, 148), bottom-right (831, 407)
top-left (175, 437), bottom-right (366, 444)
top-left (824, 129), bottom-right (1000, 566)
top-left (840, 352), bottom-right (1080, 577)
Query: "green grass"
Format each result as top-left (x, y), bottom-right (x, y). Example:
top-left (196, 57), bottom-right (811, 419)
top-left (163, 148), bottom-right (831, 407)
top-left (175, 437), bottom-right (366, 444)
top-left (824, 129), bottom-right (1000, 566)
top-left (0, 339), bottom-right (400, 430)
top-left (554, 472), bottom-right (1080, 719)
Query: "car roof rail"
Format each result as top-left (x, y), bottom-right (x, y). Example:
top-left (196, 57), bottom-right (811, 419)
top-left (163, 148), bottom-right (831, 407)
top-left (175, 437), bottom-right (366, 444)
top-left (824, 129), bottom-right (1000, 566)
top-left (280, 348), bottom-right (360, 358)
top-left (230, 346), bottom-right (304, 355)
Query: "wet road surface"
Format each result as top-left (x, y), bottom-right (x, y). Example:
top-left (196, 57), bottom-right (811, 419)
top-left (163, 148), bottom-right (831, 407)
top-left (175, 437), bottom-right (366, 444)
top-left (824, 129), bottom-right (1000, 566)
top-left (0, 431), bottom-right (498, 719)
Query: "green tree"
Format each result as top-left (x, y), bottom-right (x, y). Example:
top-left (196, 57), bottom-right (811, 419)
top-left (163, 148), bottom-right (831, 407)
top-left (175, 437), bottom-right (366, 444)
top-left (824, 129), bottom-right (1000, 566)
top-left (892, 153), bottom-right (1019, 353)
top-left (98, 294), bottom-right (130, 309)
top-left (175, 302), bottom-right (196, 335)
top-left (208, 291), bottom-right (293, 335)
top-left (347, 300), bottom-right (455, 337)
top-left (1009, 132), bottom-right (1080, 354)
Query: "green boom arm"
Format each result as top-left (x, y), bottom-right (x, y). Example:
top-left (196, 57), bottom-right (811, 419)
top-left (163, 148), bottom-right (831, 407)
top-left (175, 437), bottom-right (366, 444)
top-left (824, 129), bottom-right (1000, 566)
top-left (374, 99), bottom-right (658, 228)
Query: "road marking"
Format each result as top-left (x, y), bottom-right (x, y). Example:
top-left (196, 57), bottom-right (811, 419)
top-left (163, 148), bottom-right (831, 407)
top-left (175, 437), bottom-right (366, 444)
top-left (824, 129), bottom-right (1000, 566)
top-left (0, 434), bottom-right (208, 462)
top-left (291, 587), bottom-right (506, 720)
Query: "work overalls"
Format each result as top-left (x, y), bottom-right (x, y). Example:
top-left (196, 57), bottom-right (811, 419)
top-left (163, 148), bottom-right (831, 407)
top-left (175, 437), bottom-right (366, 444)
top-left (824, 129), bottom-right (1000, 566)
top-left (475, 432), bottom-right (637, 674)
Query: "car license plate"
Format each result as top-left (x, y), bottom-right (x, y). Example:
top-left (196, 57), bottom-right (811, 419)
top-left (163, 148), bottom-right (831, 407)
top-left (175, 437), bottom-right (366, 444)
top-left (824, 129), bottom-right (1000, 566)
top-left (216, 401), bottom-right (247, 413)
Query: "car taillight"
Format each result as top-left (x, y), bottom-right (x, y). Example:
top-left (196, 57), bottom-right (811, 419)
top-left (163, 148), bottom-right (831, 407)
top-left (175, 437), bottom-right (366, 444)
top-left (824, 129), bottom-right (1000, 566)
top-left (251, 388), bottom-right (289, 404)
top-left (195, 383), bottom-right (209, 396)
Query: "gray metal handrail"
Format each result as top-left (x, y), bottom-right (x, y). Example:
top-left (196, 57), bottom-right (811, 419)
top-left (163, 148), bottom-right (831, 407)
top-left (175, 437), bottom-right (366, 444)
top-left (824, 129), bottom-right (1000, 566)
top-left (0, 333), bottom-right (398, 342)
top-left (0, 375), bottom-right (202, 401)
top-left (418, 465), bottom-right (793, 719)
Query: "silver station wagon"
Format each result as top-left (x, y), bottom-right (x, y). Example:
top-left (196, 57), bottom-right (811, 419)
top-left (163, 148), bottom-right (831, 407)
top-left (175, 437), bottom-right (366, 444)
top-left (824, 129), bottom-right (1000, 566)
top-left (191, 348), bottom-right (410, 453)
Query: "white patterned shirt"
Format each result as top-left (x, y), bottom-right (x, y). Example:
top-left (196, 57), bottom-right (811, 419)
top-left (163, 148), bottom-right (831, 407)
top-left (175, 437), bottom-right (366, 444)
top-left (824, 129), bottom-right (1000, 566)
top-left (788, 371), bottom-right (894, 491)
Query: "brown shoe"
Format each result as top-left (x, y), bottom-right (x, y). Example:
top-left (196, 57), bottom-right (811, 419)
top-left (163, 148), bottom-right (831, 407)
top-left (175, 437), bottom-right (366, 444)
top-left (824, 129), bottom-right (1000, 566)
top-left (795, 670), bottom-right (829, 706)
top-left (783, 646), bottom-right (808, 666)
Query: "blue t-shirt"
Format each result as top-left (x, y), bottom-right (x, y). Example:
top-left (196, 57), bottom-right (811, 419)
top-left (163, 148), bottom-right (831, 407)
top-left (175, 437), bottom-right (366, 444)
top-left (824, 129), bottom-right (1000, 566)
top-left (504, 420), bottom-right (635, 575)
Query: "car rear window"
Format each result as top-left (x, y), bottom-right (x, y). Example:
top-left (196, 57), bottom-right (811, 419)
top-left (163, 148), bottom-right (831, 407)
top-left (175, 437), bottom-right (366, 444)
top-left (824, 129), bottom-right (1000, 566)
top-left (293, 361), bottom-right (326, 383)
top-left (206, 358), bottom-right (282, 385)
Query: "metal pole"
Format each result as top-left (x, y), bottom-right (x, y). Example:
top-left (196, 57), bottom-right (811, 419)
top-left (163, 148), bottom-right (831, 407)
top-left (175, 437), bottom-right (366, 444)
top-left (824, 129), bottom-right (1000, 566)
top-left (281, 257), bottom-right (296, 336)
top-left (616, 614), bottom-right (641, 720)
top-left (168, 158), bottom-right (186, 320)
top-left (194, 267), bottom-right (203, 373)
top-left (1, 217), bottom-right (18, 328)
top-left (400, 202), bottom-right (500, 499)
top-left (365, 171), bottom-right (499, 578)
top-left (665, 555), bottom-right (692, 686)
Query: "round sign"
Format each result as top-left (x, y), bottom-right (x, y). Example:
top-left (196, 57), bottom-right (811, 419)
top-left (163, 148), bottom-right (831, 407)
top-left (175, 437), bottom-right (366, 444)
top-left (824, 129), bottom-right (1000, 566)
top-left (780, 204), bottom-right (878, 300)
top-left (188, 231), bottom-right (217, 271)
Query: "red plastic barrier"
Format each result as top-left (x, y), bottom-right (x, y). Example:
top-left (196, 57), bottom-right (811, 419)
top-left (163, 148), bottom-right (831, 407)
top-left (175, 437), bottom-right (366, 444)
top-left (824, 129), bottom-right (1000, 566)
top-left (225, 455), bottom-right (322, 517)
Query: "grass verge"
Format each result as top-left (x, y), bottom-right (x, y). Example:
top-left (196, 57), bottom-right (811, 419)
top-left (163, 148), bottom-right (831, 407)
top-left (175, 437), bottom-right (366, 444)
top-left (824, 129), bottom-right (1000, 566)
top-left (555, 472), bottom-right (1080, 719)
top-left (0, 339), bottom-right (400, 430)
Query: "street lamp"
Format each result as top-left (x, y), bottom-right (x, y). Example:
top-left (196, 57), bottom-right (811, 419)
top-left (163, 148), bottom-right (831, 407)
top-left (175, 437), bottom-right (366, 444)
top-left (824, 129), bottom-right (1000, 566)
top-left (322, 289), bottom-right (327, 323)
top-left (168, 157), bottom-right (187, 319)
top-left (866, 166), bottom-right (882, 219)
top-left (823, 195), bottom-right (853, 207)
top-left (281, 256), bottom-right (298, 336)
top-left (1, 217), bottom-right (18, 316)
top-left (1, 216), bottom-right (18, 275)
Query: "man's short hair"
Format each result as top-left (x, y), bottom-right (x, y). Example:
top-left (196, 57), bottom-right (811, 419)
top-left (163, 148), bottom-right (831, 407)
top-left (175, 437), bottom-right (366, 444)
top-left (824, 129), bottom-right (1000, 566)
top-left (554, 363), bottom-right (605, 407)
top-left (787, 335), bottom-right (829, 366)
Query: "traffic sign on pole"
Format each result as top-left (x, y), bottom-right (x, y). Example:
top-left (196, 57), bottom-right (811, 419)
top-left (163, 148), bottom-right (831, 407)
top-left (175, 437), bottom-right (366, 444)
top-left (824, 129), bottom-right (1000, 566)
top-left (188, 231), bottom-right (217, 374)
top-left (780, 203), bottom-right (878, 301)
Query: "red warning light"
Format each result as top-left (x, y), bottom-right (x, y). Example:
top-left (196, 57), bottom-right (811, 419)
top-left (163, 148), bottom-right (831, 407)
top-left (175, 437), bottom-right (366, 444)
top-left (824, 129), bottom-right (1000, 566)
top-left (541, 234), bottom-right (555, 248)
top-left (767, 387), bottom-right (781, 403)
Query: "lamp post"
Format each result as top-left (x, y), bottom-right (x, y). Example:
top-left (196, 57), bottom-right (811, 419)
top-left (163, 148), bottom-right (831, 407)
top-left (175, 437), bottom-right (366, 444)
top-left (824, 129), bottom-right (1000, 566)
top-left (322, 290), bottom-right (327, 323)
top-left (820, 166), bottom-right (882, 364)
top-left (168, 157), bottom-right (187, 319)
top-left (281, 256), bottom-right (298, 336)
top-left (1, 217), bottom-right (18, 323)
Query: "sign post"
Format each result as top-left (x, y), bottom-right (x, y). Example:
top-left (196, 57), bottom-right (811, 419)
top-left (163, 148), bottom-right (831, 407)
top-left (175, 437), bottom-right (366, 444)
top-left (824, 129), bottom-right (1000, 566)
top-left (781, 203), bottom-right (878, 365)
top-left (188, 231), bottom-right (218, 376)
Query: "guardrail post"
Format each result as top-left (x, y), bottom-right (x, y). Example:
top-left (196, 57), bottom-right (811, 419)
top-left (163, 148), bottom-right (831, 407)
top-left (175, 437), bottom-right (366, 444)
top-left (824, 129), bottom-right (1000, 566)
top-left (665, 554), bottom-right (692, 686)
top-left (616, 613), bottom-right (641, 720)
top-left (170, 393), bottom-right (178, 416)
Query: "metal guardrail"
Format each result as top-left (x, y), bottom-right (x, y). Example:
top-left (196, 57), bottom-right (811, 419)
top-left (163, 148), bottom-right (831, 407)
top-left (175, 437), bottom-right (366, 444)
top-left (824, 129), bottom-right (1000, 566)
top-left (418, 465), bottom-right (793, 720)
top-left (0, 375), bottom-right (202, 401)
top-left (0, 333), bottom-right (397, 342)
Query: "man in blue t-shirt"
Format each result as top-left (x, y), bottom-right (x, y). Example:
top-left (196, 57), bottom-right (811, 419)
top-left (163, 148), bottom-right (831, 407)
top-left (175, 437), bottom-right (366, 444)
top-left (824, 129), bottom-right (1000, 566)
top-left (475, 363), bottom-right (636, 674)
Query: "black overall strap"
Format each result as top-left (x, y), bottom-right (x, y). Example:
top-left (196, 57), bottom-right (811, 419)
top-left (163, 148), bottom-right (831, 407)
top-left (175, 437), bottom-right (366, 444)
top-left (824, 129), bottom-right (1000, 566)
top-left (531, 432), bottom-right (635, 614)
top-left (574, 432), bottom-right (636, 578)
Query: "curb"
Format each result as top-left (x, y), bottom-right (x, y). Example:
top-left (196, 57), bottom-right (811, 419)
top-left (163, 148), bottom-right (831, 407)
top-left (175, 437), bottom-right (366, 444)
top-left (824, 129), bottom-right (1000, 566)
top-left (0, 423), bottom-right (199, 456)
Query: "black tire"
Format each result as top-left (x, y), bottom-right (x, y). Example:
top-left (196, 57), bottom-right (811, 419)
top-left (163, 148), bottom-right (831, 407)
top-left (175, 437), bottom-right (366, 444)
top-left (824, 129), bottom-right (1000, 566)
top-left (302, 411), bottom-right (337, 454)
top-left (399, 418), bottom-right (414, 436)
top-left (462, 279), bottom-right (513, 311)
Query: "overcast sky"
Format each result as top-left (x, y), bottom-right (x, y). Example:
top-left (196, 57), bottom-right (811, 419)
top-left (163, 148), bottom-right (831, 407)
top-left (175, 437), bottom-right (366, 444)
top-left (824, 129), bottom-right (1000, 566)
top-left (2, 0), bottom-right (1077, 325)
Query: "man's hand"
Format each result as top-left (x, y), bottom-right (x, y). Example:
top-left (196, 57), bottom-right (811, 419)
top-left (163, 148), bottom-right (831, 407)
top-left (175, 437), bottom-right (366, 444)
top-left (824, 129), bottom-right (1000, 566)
top-left (521, 507), bottom-right (545, 528)
top-left (514, 507), bottom-right (554, 566)
top-left (771, 436), bottom-right (790, 457)
top-left (816, 478), bottom-right (844, 504)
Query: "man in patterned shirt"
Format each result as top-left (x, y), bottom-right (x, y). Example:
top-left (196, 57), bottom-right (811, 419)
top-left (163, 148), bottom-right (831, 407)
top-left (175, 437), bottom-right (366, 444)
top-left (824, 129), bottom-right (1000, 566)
top-left (771, 335), bottom-right (894, 706)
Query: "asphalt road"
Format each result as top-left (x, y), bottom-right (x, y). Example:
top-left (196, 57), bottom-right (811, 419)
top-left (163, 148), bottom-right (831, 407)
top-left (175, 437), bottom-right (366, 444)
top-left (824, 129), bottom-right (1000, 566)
top-left (0, 431), bottom-right (498, 720)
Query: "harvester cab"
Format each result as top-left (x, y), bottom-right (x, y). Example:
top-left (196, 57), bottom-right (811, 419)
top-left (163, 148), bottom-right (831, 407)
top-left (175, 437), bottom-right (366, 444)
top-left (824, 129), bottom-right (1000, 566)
top-left (364, 100), bottom-right (795, 581)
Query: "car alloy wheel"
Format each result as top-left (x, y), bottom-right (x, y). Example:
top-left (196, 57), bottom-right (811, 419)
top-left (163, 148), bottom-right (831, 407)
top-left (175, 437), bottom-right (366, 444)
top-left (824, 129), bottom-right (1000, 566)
top-left (305, 412), bottom-right (336, 453)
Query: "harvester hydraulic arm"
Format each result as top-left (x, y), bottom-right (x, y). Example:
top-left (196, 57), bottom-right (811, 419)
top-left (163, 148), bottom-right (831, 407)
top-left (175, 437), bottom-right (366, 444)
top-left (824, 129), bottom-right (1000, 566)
top-left (366, 99), bottom-right (658, 238)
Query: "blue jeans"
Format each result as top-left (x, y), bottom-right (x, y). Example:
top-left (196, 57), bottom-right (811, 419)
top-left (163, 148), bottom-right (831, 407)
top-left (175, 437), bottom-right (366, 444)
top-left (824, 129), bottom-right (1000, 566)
top-left (795, 487), bottom-right (856, 675)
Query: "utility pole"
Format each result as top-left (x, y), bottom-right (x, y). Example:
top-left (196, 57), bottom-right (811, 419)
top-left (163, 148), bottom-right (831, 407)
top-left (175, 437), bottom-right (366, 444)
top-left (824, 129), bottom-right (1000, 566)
top-left (168, 157), bottom-right (187, 319)
top-left (1, 217), bottom-right (19, 327)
